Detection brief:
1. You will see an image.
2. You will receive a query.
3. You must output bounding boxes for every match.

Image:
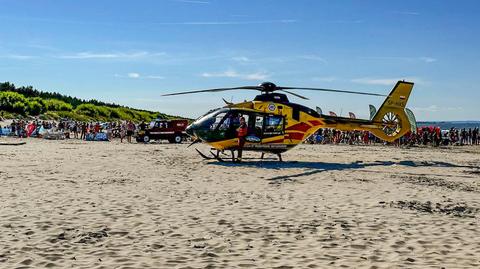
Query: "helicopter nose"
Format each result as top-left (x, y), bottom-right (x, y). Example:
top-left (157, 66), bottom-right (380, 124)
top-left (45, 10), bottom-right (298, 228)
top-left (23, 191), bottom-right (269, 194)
top-left (185, 124), bottom-right (195, 137)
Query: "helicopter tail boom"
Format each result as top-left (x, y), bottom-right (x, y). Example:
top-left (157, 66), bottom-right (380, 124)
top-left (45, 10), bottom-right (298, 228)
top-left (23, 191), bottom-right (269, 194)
top-left (320, 81), bottom-right (415, 142)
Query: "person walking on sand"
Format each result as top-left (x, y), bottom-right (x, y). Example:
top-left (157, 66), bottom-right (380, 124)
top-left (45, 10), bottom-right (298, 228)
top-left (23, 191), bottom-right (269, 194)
top-left (126, 121), bottom-right (135, 143)
top-left (81, 122), bottom-right (87, 140)
top-left (106, 122), bottom-right (113, 141)
top-left (11, 120), bottom-right (16, 136)
top-left (72, 122), bottom-right (78, 139)
top-left (236, 116), bottom-right (248, 162)
top-left (120, 121), bottom-right (127, 143)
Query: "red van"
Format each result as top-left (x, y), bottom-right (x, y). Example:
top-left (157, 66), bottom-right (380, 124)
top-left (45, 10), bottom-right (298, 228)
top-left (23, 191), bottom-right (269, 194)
top-left (136, 119), bottom-right (188, 143)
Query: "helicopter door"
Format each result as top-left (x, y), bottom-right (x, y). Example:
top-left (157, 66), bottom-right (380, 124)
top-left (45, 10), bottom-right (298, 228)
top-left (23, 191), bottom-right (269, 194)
top-left (254, 115), bottom-right (264, 137)
top-left (218, 111), bottom-right (251, 140)
top-left (262, 115), bottom-right (285, 138)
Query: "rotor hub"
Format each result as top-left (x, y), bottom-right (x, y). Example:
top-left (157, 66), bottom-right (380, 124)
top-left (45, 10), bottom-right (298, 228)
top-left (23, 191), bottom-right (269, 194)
top-left (259, 82), bottom-right (277, 92)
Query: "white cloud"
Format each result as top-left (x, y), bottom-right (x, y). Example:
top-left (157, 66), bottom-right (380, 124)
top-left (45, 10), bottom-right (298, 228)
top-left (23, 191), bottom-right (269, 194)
top-left (351, 77), bottom-right (421, 86)
top-left (327, 20), bottom-right (364, 24)
top-left (115, 73), bottom-right (164, 80)
top-left (128, 73), bottom-right (140, 78)
top-left (26, 43), bottom-right (58, 51)
top-left (153, 20), bottom-right (297, 26)
top-left (145, 75), bottom-right (165, 79)
top-left (245, 72), bottom-right (269, 80)
top-left (412, 105), bottom-right (463, 112)
top-left (230, 54), bottom-right (328, 65)
top-left (1, 16), bottom-right (295, 27)
top-left (419, 57), bottom-right (437, 63)
top-left (0, 54), bottom-right (35, 60)
top-left (232, 56), bottom-right (250, 62)
top-left (413, 105), bottom-right (439, 112)
top-left (58, 51), bottom-right (165, 59)
top-left (351, 78), bottom-right (399, 86)
top-left (395, 11), bottom-right (420, 16)
top-left (298, 55), bottom-right (328, 63)
top-left (360, 56), bottom-right (437, 63)
top-left (201, 70), bottom-right (237, 78)
top-left (201, 70), bottom-right (269, 81)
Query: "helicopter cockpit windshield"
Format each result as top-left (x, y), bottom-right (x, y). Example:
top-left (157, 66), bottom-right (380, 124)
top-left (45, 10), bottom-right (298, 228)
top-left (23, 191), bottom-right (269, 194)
top-left (190, 108), bottom-right (247, 142)
top-left (190, 108), bottom-right (228, 141)
top-left (194, 108), bottom-right (227, 130)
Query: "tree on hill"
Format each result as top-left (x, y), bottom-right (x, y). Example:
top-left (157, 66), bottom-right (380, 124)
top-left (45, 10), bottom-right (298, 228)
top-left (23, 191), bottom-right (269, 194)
top-left (0, 82), bottom-right (178, 121)
top-left (0, 82), bottom-right (120, 108)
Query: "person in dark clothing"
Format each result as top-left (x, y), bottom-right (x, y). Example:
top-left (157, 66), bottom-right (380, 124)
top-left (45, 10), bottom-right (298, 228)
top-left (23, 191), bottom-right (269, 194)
top-left (81, 123), bottom-right (87, 140)
top-left (11, 120), bottom-right (16, 135)
top-left (139, 121), bottom-right (147, 131)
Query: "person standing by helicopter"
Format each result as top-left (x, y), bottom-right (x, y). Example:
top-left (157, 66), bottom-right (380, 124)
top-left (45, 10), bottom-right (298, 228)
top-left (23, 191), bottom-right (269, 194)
top-left (236, 116), bottom-right (248, 162)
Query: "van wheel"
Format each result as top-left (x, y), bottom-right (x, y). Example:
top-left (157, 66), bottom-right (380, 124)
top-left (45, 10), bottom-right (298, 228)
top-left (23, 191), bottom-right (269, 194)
top-left (174, 135), bottom-right (182, 143)
top-left (143, 135), bottom-right (150, 143)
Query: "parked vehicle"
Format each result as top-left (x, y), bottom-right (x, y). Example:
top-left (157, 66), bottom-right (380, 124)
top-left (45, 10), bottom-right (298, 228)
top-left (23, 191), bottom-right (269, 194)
top-left (136, 119), bottom-right (188, 143)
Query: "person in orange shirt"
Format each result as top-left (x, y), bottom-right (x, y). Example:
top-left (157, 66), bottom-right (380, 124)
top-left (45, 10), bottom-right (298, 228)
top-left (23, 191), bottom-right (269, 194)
top-left (236, 116), bottom-right (248, 162)
top-left (94, 122), bottom-right (101, 134)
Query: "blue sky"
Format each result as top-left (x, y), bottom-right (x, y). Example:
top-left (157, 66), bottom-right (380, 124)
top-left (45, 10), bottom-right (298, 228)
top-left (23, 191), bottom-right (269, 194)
top-left (0, 0), bottom-right (479, 120)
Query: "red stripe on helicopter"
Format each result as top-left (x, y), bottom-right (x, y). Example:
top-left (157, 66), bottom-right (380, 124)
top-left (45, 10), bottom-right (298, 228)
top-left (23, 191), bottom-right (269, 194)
top-left (268, 139), bottom-right (285, 144)
top-left (308, 120), bottom-right (322, 126)
top-left (286, 122), bottom-right (311, 132)
top-left (286, 132), bottom-right (305, 140)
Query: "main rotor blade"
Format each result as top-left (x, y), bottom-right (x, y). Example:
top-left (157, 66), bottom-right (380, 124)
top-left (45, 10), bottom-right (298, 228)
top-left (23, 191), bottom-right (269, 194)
top-left (279, 89), bottom-right (309, 100)
top-left (279, 86), bottom-right (387, 97)
top-left (162, 86), bottom-right (259, 96)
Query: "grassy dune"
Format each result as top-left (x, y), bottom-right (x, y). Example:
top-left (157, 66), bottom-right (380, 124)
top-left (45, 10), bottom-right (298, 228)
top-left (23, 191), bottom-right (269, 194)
top-left (0, 82), bottom-right (176, 122)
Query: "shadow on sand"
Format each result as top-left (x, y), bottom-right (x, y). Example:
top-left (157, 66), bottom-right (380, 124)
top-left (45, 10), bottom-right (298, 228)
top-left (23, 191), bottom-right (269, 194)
top-left (208, 160), bottom-right (478, 181)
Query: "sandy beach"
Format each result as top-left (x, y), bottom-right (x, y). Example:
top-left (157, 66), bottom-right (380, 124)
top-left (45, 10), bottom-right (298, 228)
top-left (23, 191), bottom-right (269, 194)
top-left (0, 138), bottom-right (479, 268)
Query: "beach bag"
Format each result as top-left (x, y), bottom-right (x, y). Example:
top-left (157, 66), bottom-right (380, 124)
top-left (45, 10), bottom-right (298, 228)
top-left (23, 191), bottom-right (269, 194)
top-left (86, 133), bottom-right (95, 141)
top-left (3, 128), bottom-right (12, 136)
top-left (44, 131), bottom-right (66, 140)
top-left (38, 126), bottom-right (46, 135)
top-left (94, 133), bottom-right (108, 141)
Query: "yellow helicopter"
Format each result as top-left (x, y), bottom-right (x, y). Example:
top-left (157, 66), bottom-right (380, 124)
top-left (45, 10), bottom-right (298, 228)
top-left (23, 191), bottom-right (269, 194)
top-left (163, 81), bottom-right (416, 162)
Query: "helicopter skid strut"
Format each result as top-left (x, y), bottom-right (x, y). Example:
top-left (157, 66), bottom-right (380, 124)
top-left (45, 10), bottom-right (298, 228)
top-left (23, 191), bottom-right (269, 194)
top-left (195, 148), bottom-right (214, 160)
top-left (195, 148), bottom-right (282, 162)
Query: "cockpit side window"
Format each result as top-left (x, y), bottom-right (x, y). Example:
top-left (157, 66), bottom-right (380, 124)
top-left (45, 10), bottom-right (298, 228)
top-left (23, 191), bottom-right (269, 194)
top-left (264, 115), bottom-right (284, 136)
top-left (210, 112), bottom-right (227, 130)
top-left (218, 113), bottom-right (233, 131)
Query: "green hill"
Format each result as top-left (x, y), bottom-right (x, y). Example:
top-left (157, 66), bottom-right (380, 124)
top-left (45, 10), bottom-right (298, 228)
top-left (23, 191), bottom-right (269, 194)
top-left (0, 82), bottom-right (177, 122)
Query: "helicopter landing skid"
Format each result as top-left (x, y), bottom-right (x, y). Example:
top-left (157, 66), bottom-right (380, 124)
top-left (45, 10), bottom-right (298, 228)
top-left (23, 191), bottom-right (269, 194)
top-left (210, 151), bottom-right (228, 162)
top-left (195, 148), bottom-right (214, 160)
top-left (196, 148), bottom-right (281, 162)
top-left (195, 148), bottom-right (228, 161)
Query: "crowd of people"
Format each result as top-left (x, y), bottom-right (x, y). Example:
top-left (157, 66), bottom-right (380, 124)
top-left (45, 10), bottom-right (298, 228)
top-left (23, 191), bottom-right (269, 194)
top-left (406, 127), bottom-right (479, 146)
top-left (306, 127), bottom-right (480, 147)
top-left (1, 118), bottom-right (479, 147)
top-left (0, 119), bottom-right (145, 143)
